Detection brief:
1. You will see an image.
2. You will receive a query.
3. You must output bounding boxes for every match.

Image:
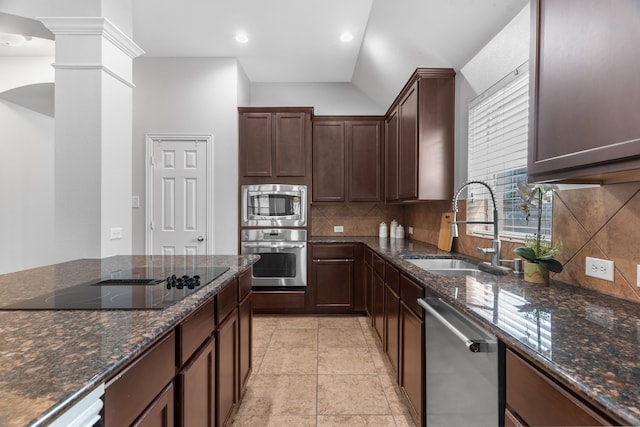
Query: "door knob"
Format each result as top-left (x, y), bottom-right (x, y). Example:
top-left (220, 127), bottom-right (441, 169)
top-left (197, 236), bottom-right (204, 242)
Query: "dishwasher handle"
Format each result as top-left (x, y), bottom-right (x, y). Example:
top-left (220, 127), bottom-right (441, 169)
top-left (417, 297), bottom-right (482, 353)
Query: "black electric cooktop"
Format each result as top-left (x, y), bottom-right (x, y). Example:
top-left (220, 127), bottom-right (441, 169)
top-left (0, 266), bottom-right (229, 310)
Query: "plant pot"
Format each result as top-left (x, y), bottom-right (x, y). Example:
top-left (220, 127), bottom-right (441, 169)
top-left (523, 261), bottom-right (549, 284)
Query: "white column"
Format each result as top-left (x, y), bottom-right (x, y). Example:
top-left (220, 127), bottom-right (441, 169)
top-left (40, 17), bottom-right (144, 262)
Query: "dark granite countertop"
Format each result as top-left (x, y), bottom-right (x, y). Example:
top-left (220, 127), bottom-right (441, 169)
top-left (0, 255), bottom-right (258, 427)
top-left (310, 236), bottom-right (640, 425)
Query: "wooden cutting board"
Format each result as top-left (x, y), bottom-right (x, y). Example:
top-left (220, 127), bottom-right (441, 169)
top-left (437, 212), bottom-right (454, 252)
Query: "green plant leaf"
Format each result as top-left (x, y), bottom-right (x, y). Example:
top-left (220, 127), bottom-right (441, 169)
top-left (540, 258), bottom-right (563, 273)
top-left (514, 247), bottom-right (537, 261)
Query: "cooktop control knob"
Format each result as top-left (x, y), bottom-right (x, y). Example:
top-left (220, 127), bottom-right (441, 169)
top-left (166, 273), bottom-right (202, 290)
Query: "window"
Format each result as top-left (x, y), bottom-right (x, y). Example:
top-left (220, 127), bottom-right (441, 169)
top-left (467, 61), bottom-right (552, 240)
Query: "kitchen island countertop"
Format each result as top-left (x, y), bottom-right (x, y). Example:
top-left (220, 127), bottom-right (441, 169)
top-left (310, 236), bottom-right (640, 426)
top-left (0, 254), bottom-right (258, 427)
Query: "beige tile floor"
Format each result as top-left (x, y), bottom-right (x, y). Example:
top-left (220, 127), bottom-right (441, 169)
top-left (231, 315), bottom-right (417, 427)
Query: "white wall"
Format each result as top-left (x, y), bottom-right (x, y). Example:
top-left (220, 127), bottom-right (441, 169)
top-left (249, 82), bottom-right (384, 115)
top-left (0, 101), bottom-right (54, 274)
top-left (132, 57), bottom-right (242, 255)
top-left (453, 3), bottom-right (530, 188)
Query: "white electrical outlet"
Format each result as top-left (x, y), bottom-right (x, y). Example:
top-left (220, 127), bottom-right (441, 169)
top-left (408, 226), bottom-right (414, 235)
top-left (585, 257), bottom-right (614, 282)
top-left (637, 265), bottom-right (640, 288)
top-left (132, 196), bottom-right (140, 208)
top-left (110, 227), bottom-right (123, 240)
top-left (333, 225), bottom-right (344, 233)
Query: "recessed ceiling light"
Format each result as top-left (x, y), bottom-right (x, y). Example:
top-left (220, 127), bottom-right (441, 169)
top-left (235, 33), bottom-right (249, 44)
top-left (340, 32), bottom-right (354, 43)
top-left (0, 33), bottom-right (31, 47)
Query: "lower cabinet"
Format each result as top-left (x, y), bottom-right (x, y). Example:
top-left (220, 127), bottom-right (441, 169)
top-left (372, 271), bottom-right (384, 343)
top-left (238, 289), bottom-right (253, 397)
top-left (308, 243), bottom-right (364, 313)
top-left (399, 274), bottom-right (424, 427)
top-left (384, 264), bottom-right (400, 377)
top-left (177, 337), bottom-right (215, 427)
top-left (135, 383), bottom-right (175, 427)
top-left (217, 308), bottom-right (239, 427)
top-left (506, 349), bottom-right (614, 426)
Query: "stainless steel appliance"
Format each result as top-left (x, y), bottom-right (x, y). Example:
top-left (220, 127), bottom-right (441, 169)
top-left (0, 266), bottom-right (229, 310)
top-left (240, 229), bottom-right (306, 289)
top-left (241, 184), bottom-right (307, 227)
top-left (418, 293), bottom-right (504, 427)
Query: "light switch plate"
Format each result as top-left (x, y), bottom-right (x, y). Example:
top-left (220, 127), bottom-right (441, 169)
top-left (637, 265), bottom-right (640, 287)
top-left (333, 225), bottom-right (344, 233)
top-left (132, 196), bottom-right (140, 208)
top-left (585, 257), bottom-right (614, 282)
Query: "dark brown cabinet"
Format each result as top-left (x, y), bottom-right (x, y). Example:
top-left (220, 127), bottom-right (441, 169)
top-left (217, 308), bottom-right (238, 427)
top-left (178, 337), bottom-right (215, 427)
top-left (528, 0), bottom-right (640, 184)
top-left (385, 108), bottom-right (399, 202)
top-left (371, 252), bottom-right (385, 343)
top-left (385, 68), bottom-right (455, 201)
top-left (134, 383), bottom-right (175, 427)
top-left (238, 107), bottom-right (312, 183)
top-left (363, 247), bottom-right (373, 317)
top-left (309, 243), bottom-right (364, 313)
top-left (506, 348), bottom-right (614, 426)
top-left (384, 263), bottom-right (400, 377)
top-left (399, 274), bottom-right (424, 427)
top-left (104, 332), bottom-right (176, 427)
top-left (312, 117), bottom-right (384, 203)
top-left (238, 269), bottom-right (253, 397)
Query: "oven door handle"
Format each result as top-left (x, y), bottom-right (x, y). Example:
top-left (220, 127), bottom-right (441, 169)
top-left (242, 243), bottom-right (305, 249)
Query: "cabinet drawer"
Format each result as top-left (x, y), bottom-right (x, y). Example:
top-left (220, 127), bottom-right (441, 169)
top-left (313, 244), bottom-right (354, 259)
top-left (400, 274), bottom-right (423, 318)
top-left (238, 268), bottom-right (252, 302)
top-left (506, 349), bottom-right (612, 426)
top-left (177, 300), bottom-right (214, 366)
top-left (372, 252), bottom-right (385, 277)
top-left (104, 331), bottom-right (175, 427)
top-left (216, 279), bottom-right (239, 324)
top-left (385, 262), bottom-right (399, 293)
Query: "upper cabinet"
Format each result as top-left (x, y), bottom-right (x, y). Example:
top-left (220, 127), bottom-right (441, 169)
top-left (238, 107), bottom-right (313, 185)
top-left (385, 68), bottom-right (456, 202)
top-left (312, 117), bottom-right (384, 203)
top-left (528, 0), bottom-right (640, 183)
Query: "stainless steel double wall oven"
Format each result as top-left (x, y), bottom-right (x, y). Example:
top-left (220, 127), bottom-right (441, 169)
top-left (240, 184), bottom-right (308, 289)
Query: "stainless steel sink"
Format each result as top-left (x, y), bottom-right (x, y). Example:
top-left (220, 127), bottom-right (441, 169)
top-left (403, 257), bottom-right (482, 277)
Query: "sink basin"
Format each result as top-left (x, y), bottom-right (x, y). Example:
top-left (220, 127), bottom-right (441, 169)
top-left (404, 257), bottom-right (483, 277)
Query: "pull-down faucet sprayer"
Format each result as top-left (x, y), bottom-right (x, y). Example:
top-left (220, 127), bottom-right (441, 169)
top-left (451, 180), bottom-right (502, 268)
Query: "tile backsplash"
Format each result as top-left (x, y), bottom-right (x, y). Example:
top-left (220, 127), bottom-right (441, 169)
top-left (311, 204), bottom-right (403, 237)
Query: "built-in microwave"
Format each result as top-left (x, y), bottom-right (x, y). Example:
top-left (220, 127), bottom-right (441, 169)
top-left (241, 184), bottom-right (307, 227)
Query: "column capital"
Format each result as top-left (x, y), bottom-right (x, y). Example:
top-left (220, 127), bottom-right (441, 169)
top-left (39, 17), bottom-right (144, 58)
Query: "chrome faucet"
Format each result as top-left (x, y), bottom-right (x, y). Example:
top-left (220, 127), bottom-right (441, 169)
top-left (451, 180), bottom-right (502, 268)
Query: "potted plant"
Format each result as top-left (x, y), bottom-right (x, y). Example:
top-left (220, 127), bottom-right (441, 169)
top-left (513, 182), bottom-right (563, 284)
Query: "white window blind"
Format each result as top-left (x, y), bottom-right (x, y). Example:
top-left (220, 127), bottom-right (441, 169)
top-left (467, 61), bottom-right (552, 240)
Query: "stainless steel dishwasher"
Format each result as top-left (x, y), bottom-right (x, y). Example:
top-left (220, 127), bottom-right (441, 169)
top-left (418, 294), bottom-right (504, 427)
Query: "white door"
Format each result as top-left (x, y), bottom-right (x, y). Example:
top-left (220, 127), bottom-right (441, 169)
top-left (146, 135), bottom-right (212, 256)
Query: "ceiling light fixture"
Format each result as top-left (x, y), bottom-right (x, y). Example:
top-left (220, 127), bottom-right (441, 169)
top-left (235, 33), bottom-right (249, 44)
top-left (340, 32), bottom-right (354, 43)
top-left (0, 33), bottom-right (32, 47)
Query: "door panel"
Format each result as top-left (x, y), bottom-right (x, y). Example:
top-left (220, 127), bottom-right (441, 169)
top-left (151, 137), bottom-right (209, 256)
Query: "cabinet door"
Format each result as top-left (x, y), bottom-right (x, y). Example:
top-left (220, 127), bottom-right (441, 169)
top-left (217, 309), bottom-right (238, 427)
top-left (238, 293), bottom-right (253, 397)
top-left (313, 121), bottom-right (346, 202)
top-left (347, 120), bottom-right (383, 202)
top-left (372, 271), bottom-right (385, 343)
top-left (313, 259), bottom-right (354, 309)
top-left (384, 283), bottom-right (400, 376)
top-left (400, 302), bottom-right (424, 427)
top-left (385, 108), bottom-right (399, 202)
top-left (133, 383), bottom-right (175, 427)
top-left (529, 0), bottom-right (640, 182)
top-left (239, 112), bottom-right (273, 177)
top-left (274, 112), bottom-right (307, 177)
top-left (364, 260), bottom-right (372, 317)
top-left (178, 337), bottom-right (215, 427)
top-left (398, 82), bottom-right (418, 200)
